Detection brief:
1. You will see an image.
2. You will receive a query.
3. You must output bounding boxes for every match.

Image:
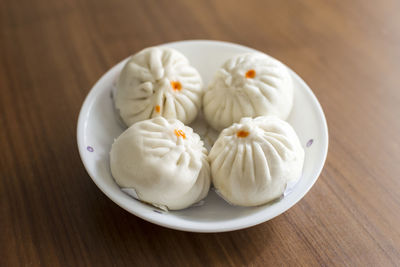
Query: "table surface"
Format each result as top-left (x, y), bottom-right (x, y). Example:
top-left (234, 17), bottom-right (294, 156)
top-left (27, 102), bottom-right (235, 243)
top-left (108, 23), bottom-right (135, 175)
top-left (1, 0), bottom-right (400, 266)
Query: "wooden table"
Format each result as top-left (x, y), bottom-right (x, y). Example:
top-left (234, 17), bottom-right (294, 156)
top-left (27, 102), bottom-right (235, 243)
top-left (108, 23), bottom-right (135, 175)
top-left (1, 0), bottom-right (400, 265)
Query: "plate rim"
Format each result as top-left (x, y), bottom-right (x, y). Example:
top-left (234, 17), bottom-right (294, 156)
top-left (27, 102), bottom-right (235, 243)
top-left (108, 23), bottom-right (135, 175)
top-left (77, 39), bottom-right (329, 232)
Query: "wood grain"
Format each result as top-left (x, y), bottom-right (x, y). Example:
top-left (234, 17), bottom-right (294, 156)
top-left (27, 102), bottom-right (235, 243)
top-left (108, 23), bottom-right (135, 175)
top-left (1, 0), bottom-right (400, 266)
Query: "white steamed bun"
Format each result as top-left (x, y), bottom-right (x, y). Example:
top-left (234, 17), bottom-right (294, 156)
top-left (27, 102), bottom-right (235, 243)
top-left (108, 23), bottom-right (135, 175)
top-left (209, 116), bottom-right (304, 207)
top-left (203, 52), bottom-right (293, 131)
top-left (115, 47), bottom-right (203, 127)
top-left (110, 117), bottom-right (210, 210)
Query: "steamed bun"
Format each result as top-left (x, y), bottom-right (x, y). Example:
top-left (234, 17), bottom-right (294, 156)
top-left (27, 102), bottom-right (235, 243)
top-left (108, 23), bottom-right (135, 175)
top-left (110, 117), bottom-right (210, 210)
top-left (203, 53), bottom-right (293, 131)
top-left (209, 116), bottom-right (304, 207)
top-left (115, 47), bottom-right (203, 127)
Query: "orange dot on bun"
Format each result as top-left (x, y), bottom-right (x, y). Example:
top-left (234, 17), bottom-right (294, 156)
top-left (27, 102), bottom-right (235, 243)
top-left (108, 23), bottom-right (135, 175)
top-left (236, 130), bottom-right (250, 138)
top-left (245, 70), bottom-right (256, 78)
top-left (170, 81), bottom-right (182, 91)
top-left (174, 129), bottom-right (186, 139)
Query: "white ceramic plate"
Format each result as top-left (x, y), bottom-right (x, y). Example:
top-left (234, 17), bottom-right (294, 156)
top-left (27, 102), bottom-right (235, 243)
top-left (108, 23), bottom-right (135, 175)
top-left (77, 40), bottom-right (328, 232)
